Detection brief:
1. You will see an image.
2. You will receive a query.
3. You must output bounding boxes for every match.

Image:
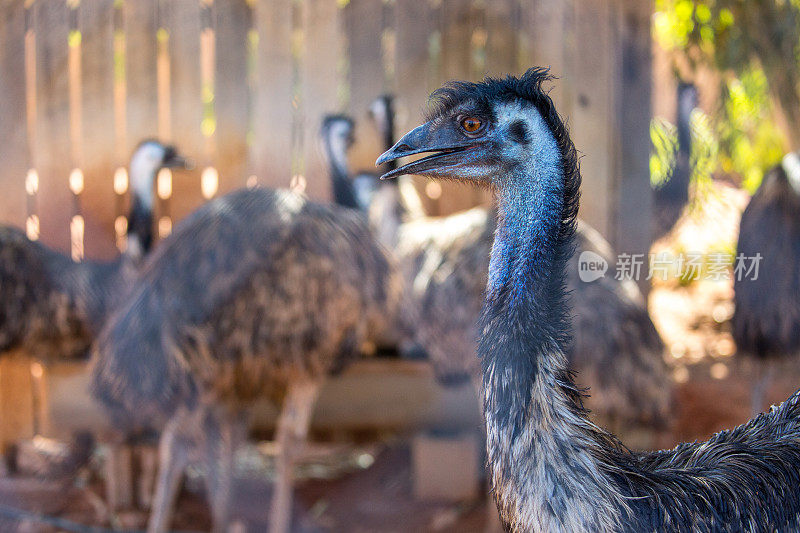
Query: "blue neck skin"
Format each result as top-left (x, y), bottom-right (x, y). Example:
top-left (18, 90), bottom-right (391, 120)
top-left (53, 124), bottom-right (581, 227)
top-left (486, 147), bottom-right (565, 316)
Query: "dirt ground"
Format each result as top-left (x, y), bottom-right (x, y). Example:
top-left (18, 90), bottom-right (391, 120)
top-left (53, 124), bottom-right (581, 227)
top-left (2, 180), bottom-right (799, 532)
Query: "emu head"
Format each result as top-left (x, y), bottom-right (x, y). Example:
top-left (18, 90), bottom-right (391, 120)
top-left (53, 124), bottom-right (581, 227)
top-left (320, 115), bottom-right (355, 168)
top-left (368, 95), bottom-right (396, 149)
top-left (376, 68), bottom-right (565, 191)
top-left (129, 140), bottom-right (190, 208)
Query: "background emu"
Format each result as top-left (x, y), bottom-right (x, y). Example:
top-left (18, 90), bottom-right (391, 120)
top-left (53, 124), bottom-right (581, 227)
top-left (0, 140), bottom-right (185, 361)
top-left (733, 152), bottom-right (800, 415)
top-left (91, 187), bottom-right (403, 533)
top-left (379, 69), bottom-right (800, 531)
top-left (653, 82), bottom-right (697, 242)
top-left (340, 95), bottom-right (671, 437)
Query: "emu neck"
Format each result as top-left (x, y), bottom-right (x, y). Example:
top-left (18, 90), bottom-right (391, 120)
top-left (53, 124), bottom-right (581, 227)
top-left (125, 163), bottom-right (157, 261)
top-left (326, 138), bottom-right (360, 209)
top-left (481, 157), bottom-right (625, 531)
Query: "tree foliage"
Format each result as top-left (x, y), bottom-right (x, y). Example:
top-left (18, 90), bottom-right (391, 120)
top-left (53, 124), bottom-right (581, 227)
top-left (654, 0), bottom-right (794, 191)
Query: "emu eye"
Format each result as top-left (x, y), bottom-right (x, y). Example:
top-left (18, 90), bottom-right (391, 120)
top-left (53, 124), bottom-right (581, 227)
top-left (460, 117), bottom-right (483, 134)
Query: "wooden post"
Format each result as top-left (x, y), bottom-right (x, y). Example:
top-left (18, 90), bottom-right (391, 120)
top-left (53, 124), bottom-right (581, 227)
top-left (0, 356), bottom-right (36, 451)
top-left (302, 0), bottom-right (346, 201)
top-left (344, 0), bottom-right (386, 175)
top-left (395, 0), bottom-right (443, 215)
top-left (0, 0), bottom-right (28, 228)
top-left (252, 0), bottom-right (293, 189)
top-left (35, 0), bottom-right (72, 254)
top-left (570, 0), bottom-right (614, 237)
top-left (166, 0), bottom-right (204, 224)
top-left (613, 0), bottom-right (653, 295)
top-left (214, 0), bottom-right (252, 193)
top-left (80, 0), bottom-right (118, 260)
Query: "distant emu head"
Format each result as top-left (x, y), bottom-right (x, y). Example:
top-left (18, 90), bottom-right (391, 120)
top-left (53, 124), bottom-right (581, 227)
top-left (321, 115), bottom-right (355, 154)
top-left (376, 68), bottom-right (571, 194)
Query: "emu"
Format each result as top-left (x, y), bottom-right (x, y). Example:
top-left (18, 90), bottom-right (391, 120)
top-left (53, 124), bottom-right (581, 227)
top-left (0, 140), bottom-right (186, 361)
top-left (90, 187), bottom-right (402, 532)
top-left (733, 152), bottom-right (800, 415)
top-left (341, 96), bottom-right (670, 436)
top-left (378, 69), bottom-right (800, 532)
top-left (653, 82), bottom-right (697, 242)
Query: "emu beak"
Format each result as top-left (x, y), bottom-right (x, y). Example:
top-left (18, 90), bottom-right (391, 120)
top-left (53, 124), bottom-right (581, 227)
top-left (376, 122), bottom-right (473, 180)
top-left (166, 154), bottom-right (194, 170)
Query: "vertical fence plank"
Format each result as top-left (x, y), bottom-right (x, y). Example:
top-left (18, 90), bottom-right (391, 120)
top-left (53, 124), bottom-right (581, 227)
top-left (435, 0), bottom-right (474, 215)
top-left (80, 0), bottom-right (117, 260)
top-left (124, 0), bottom-right (158, 151)
top-left (35, 0), bottom-right (71, 253)
top-left (484, 0), bottom-right (516, 77)
top-left (570, 0), bottom-right (614, 237)
top-left (344, 0), bottom-right (385, 172)
top-left (0, 356), bottom-right (35, 450)
top-left (524, 0), bottom-right (569, 110)
top-left (395, 0), bottom-right (442, 214)
top-left (302, 0), bottom-right (345, 200)
top-left (614, 0), bottom-right (653, 285)
top-left (252, 0), bottom-right (293, 188)
top-left (215, 0), bottom-right (251, 194)
top-left (0, 0), bottom-right (27, 227)
top-left (166, 0), bottom-right (203, 224)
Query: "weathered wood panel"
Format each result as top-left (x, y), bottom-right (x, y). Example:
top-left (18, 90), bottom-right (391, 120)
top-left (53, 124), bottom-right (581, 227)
top-left (80, 0), bottom-right (117, 260)
top-left (40, 360), bottom-right (480, 439)
top-left (215, 0), bottom-right (251, 193)
top-left (614, 0), bottom-right (653, 284)
top-left (166, 0), bottom-right (204, 225)
top-left (344, 0), bottom-right (386, 175)
top-left (0, 356), bottom-right (35, 449)
top-left (0, 0), bottom-right (654, 245)
top-left (395, 0), bottom-right (442, 214)
top-left (34, 1), bottom-right (72, 254)
top-left (571, 0), bottom-right (614, 236)
top-left (252, 0), bottom-right (293, 189)
top-left (0, 0), bottom-right (28, 227)
top-left (302, 0), bottom-right (345, 200)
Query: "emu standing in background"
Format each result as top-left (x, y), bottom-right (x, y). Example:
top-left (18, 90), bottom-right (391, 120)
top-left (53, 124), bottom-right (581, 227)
top-left (734, 152), bottom-right (800, 415)
top-left (653, 82), bottom-right (697, 242)
top-left (340, 96), bottom-right (670, 436)
top-left (379, 69), bottom-right (800, 531)
top-left (91, 187), bottom-right (402, 533)
top-left (0, 140), bottom-right (186, 360)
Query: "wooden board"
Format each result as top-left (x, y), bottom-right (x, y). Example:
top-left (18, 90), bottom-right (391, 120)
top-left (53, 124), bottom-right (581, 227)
top-left (252, 0), bottom-right (293, 189)
top-left (301, 0), bottom-right (346, 200)
top-left (0, 356), bottom-right (35, 450)
top-left (80, 0), bottom-right (118, 260)
top-left (214, 0), bottom-right (251, 193)
top-left (0, 0), bottom-right (28, 227)
top-left (34, 0), bottom-right (72, 254)
top-left (614, 0), bottom-right (654, 283)
top-left (165, 0), bottom-right (204, 225)
top-left (40, 360), bottom-right (480, 439)
top-left (344, 0), bottom-right (386, 175)
top-left (570, 0), bottom-right (614, 236)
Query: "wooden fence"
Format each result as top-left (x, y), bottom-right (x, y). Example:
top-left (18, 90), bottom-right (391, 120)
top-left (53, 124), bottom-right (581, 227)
top-left (0, 0), bottom-right (654, 442)
top-left (0, 0), bottom-right (653, 260)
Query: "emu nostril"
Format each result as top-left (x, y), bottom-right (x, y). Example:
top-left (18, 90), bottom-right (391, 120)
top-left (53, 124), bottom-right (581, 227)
top-left (396, 143), bottom-right (412, 153)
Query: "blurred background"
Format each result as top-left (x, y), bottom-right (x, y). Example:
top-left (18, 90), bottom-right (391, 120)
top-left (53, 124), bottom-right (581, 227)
top-left (0, 0), bottom-right (799, 531)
